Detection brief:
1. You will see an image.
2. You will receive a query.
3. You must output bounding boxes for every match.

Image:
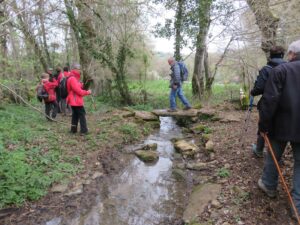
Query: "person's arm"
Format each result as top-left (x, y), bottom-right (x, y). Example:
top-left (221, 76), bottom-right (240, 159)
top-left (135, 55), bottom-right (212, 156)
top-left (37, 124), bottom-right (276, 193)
top-left (250, 67), bottom-right (269, 96)
top-left (259, 67), bottom-right (285, 133)
top-left (69, 77), bottom-right (91, 96)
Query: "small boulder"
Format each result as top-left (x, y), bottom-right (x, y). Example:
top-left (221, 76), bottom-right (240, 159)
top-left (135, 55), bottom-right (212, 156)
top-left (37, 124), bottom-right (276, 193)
top-left (186, 162), bottom-right (208, 171)
top-left (174, 140), bottom-right (199, 158)
top-left (92, 172), bottom-right (104, 180)
top-left (142, 143), bottom-right (158, 151)
top-left (51, 184), bottom-right (68, 193)
top-left (205, 140), bottom-right (214, 152)
top-left (135, 150), bottom-right (159, 162)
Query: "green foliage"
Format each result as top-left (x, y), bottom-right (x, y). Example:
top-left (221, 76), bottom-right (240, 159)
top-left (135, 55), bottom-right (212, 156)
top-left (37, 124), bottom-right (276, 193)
top-left (0, 147), bottom-right (77, 208)
top-left (217, 167), bottom-right (230, 178)
top-left (0, 105), bottom-right (78, 208)
top-left (119, 123), bottom-right (140, 142)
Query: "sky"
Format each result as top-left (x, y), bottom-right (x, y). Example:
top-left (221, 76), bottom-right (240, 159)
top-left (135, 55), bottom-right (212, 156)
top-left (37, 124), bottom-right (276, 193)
top-left (147, 1), bottom-right (246, 55)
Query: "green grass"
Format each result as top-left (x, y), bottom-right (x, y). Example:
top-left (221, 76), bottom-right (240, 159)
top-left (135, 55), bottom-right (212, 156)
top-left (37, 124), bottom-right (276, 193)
top-left (0, 105), bottom-right (78, 208)
top-left (127, 80), bottom-right (240, 110)
top-left (217, 167), bottom-right (231, 178)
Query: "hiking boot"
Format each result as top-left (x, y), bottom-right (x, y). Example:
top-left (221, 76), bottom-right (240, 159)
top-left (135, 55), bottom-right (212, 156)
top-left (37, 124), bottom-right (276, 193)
top-left (80, 132), bottom-right (88, 136)
top-left (183, 106), bottom-right (192, 110)
top-left (258, 178), bottom-right (276, 198)
top-left (167, 108), bottom-right (178, 112)
top-left (252, 144), bottom-right (263, 158)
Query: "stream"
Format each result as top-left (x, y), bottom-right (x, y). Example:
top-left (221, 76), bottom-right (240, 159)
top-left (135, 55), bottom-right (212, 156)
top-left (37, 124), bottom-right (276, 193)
top-left (46, 117), bottom-right (187, 225)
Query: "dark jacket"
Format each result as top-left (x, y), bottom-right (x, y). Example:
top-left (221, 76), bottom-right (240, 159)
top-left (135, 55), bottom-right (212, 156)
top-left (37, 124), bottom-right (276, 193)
top-left (259, 58), bottom-right (300, 142)
top-left (170, 62), bottom-right (182, 86)
top-left (251, 58), bottom-right (286, 96)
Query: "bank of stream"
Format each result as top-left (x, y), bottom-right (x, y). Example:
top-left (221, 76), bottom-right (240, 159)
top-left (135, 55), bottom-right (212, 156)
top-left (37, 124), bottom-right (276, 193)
top-left (46, 117), bottom-right (189, 225)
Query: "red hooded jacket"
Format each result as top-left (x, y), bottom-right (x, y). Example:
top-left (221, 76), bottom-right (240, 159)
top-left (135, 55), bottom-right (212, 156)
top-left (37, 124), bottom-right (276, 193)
top-left (66, 70), bottom-right (90, 106)
top-left (42, 79), bottom-right (58, 103)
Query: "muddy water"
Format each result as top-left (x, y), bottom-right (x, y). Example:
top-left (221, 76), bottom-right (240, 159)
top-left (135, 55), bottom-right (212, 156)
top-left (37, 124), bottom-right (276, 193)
top-left (46, 117), bottom-right (187, 225)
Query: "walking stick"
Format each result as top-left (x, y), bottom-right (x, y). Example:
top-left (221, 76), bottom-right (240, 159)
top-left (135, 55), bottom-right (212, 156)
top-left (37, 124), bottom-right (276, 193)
top-left (262, 133), bottom-right (300, 224)
top-left (240, 95), bottom-right (254, 147)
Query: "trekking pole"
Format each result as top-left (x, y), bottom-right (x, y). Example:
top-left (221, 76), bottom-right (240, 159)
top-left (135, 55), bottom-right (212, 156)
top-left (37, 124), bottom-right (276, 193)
top-left (240, 95), bottom-right (254, 147)
top-left (262, 133), bottom-right (300, 225)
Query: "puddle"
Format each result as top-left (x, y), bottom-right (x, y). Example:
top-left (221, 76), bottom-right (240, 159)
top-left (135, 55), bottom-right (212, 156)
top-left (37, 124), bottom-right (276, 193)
top-left (46, 117), bottom-right (187, 225)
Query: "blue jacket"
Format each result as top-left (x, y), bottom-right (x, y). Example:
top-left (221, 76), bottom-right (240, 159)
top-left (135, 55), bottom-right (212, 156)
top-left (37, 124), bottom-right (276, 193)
top-left (170, 62), bottom-right (182, 86)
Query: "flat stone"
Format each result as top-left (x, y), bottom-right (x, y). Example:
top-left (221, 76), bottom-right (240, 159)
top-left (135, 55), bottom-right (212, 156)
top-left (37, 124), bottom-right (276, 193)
top-left (64, 184), bottom-right (83, 196)
top-left (152, 109), bottom-right (199, 117)
top-left (51, 184), bottom-right (68, 193)
top-left (211, 199), bottom-right (222, 209)
top-left (198, 108), bottom-right (216, 117)
top-left (174, 140), bottom-right (199, 158)
top-left (135, 111), bottom-right (158, 121)
top-left (121, 111), bottom-right (135, 118)
top-left (186, 162), bottom-right (208, 171)
top-left (135, 150), bottom-right (159, 162)
top-left (220, 114), bottom-right (241, 123)
top-left (183, 183), bottom-right (221, 222)
top-left (92, 172), bottom-right (104, 179)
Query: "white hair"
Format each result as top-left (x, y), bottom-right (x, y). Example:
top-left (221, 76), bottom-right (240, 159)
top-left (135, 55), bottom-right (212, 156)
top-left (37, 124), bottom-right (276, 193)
top-left (71, 63), bottom-right (81, 70)
top-left (288, 40), bottom-right (300, 54)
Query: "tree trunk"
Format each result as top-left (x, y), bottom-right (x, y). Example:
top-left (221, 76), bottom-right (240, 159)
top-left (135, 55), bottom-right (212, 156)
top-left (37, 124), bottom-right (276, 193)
top-left (65, 0), bottom-right (133, 105)
top-left (246, 0), bottom-right (280, 54)
top-left (64, 0), bottom-right (93, 88)
top-left (0, 4), bottom-right (8, 78)
top-left (38, 0), bottom-right (52, 67)
top-left (174, 0), bottom-right (183, 61)
top-left (192, 0), bottom-right (212, 98)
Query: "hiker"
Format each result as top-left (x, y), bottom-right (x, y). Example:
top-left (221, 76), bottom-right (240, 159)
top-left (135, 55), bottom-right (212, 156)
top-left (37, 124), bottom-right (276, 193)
top-left (258, 40), bottom-right (300, 217)
top-left (167, 57), bottom-right (191, 112)
top-left (54, 67), bottom-right (62, 113)
top-left (46, 68), bottom-right (55, 82)
top-left (39, 73), bottom-right (58, 120)
top-left (58, 66), bottom-right (71, 116)
top-left (57, 66), bottom-right (71, 116)
top-left (67, 63), bottom-right (91, 135)
top-left (250, 46), bottom-right (286, 157)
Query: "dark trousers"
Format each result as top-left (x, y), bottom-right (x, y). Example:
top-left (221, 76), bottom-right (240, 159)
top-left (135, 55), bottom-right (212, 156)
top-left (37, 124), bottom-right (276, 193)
top-left (256, 131), bottom-right (265, 153)
top-left (45, 101), bottom-right (58, 120)
top-left (71, 106), bottom-right (88, 133)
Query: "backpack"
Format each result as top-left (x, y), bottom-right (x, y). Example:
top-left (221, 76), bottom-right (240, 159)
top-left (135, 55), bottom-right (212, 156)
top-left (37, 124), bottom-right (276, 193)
top-left (178, 61), bottom-right (188, 81)
top-left (36, 84), bottom-right (49, 102)
top-left (59, 75), bottom-right (73, 99)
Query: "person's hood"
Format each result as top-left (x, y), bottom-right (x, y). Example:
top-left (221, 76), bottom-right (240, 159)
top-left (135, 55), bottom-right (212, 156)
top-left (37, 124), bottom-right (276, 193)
top-left (70, 69), bottom-right (81, 80)
top-left (268, 58), bottom-right (286, 67)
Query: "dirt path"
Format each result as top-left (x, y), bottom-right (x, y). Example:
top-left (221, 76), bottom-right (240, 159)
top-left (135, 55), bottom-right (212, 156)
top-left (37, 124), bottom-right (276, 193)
top-left (194, 106), bottom-right (296, 225)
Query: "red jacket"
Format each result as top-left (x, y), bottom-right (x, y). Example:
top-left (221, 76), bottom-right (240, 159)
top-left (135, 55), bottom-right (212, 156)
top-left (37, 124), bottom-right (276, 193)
top-left (57, 71), bottom-right (70, 84)
top-left (42, 79), bottom-right (58, 103)
top-left (66, 70), bottom-right (90, 106)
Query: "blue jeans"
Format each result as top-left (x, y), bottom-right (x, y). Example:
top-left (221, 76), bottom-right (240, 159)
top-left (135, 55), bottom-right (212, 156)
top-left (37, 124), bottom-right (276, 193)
top-left (261, 139), bottom-right (300, 213)
top-left (169, 86), bottom-right (190, 109)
